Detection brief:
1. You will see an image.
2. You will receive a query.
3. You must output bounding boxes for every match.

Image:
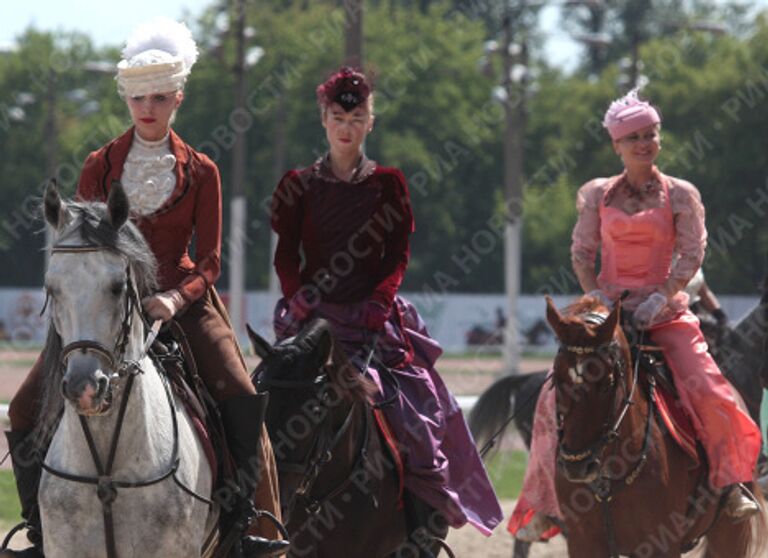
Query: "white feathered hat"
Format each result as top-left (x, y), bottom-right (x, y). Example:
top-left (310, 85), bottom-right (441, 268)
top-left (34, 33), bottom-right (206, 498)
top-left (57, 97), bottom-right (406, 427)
top-left (116, 18), bottom-right (199, 98)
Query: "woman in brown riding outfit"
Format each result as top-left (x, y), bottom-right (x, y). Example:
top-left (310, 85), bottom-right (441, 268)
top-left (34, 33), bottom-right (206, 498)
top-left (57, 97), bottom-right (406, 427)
top-left (3, 18), bottom-right (287, 558)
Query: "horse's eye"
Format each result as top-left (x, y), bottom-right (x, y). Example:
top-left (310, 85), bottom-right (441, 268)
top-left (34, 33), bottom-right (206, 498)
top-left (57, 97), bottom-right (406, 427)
top-left (111, 283), bottom-right (126, 296)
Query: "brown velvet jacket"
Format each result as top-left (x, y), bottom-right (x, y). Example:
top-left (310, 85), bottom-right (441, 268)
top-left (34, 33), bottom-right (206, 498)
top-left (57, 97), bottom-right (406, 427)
top-left (76, 127), bottom-right (221, 304)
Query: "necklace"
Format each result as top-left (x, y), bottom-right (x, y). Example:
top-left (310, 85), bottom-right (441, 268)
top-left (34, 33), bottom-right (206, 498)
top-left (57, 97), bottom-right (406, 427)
top-left (621, 175), bottom-right (660, 201)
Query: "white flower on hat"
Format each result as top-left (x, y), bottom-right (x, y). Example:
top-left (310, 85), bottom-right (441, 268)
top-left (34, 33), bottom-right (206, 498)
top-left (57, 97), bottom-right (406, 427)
top-left (117, 18), bottom-right (199, 98)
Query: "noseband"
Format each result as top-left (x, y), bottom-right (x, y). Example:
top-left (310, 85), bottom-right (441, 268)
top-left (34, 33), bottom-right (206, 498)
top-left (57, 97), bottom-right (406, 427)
top-left (48, 244), bottom-right (140, 382)
top-left (258, 363), bottom-right (372, 518)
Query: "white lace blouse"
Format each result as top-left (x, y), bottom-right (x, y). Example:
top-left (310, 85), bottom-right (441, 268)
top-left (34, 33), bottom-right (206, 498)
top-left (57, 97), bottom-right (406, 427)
top-left (120, 132), bottom-right (177, 216)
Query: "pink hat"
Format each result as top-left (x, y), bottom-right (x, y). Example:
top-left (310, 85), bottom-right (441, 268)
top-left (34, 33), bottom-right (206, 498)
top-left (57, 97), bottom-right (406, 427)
top-left (602, 89), bottom-right (661, 140)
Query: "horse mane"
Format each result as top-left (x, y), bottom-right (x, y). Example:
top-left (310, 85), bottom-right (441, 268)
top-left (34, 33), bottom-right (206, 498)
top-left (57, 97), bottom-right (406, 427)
top-left (58, 202), bottom-right (158, 298)
top-left (328, 342), bottom-right (378, 404)
top-left (31, 200), bottom-right (159, 450)
top-left (552, 295), bottom-right (616, 348)
top-left (562, 296), bottom-right (609, 323)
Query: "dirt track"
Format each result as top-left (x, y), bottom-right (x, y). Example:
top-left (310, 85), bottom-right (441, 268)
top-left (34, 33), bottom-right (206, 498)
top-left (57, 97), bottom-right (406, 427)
top-left (0, 351), bottom-right (730, 556)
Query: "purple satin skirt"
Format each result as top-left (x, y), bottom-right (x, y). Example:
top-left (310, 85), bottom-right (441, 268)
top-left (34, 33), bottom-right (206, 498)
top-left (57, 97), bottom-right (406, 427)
top-left (274, 296), bottom-right (503, 535)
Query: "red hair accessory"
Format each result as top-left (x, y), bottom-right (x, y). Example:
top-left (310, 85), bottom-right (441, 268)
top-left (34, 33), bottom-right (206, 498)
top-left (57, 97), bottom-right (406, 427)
top-left (316, 67), bottom-right (371, 112)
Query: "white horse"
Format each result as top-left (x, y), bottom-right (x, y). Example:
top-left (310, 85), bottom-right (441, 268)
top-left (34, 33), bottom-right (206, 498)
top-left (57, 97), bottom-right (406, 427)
top-left (36, 182), bottom-right (217, 558)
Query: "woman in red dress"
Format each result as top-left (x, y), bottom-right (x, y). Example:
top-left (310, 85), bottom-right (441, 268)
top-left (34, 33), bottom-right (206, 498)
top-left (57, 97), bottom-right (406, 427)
top-left (270, 68), bottom-right (503, 553)
top-left (3, 18), bottom-right (286, 558)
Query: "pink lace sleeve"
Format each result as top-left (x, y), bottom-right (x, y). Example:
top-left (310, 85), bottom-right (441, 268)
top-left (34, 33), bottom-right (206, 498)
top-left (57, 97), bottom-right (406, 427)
top-left (571, 179), bottom-right (608, 268)
top-left (668, 177), bottom-right (707, 283)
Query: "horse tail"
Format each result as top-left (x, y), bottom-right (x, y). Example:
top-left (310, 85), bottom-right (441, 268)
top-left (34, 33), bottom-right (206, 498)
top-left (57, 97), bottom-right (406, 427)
top-left (468, 372), bottom-right (543, 458)
top-left (703, 483), bottom-right (768, 558)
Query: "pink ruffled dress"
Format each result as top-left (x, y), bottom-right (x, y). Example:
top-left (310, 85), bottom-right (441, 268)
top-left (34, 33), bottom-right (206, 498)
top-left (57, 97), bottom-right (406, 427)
top-left (508, 169), bottom-right (762, 537)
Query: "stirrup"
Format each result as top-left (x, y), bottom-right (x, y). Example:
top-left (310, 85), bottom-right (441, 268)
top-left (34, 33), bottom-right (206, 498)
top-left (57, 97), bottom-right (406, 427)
top-left (0, 522), bottom-right (43, 558)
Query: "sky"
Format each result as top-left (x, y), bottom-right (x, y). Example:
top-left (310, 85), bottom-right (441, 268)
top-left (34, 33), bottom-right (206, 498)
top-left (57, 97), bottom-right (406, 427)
top-left (2, 1), bottom-right (768, 72)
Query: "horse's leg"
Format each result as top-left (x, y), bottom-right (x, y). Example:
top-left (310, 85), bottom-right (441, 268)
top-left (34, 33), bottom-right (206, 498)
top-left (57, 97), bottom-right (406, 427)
top-left (702, 503), bottom-right (767, 558)
top-left (565, 533), bottom-right (610, 558)
top-left (511, 539), bottom-right (531, 558)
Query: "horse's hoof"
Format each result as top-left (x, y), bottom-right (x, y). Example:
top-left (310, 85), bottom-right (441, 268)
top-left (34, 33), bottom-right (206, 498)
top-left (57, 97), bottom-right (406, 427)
top-left (514, 513), bottom-right (555, 542)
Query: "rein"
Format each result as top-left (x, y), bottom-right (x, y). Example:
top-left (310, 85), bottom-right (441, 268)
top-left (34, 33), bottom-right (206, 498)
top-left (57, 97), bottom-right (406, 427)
top-left (556, 314), bottom-right (655, 558)
top-left (42, 243), bottom-right (212, 558)
top-left (259, 368), bottom-right (373, 518)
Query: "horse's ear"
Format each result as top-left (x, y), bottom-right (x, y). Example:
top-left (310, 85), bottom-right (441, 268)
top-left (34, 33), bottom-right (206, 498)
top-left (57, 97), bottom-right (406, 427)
top-left (107, 181), bottom-right (129, 229)
top-left (247, 324), bottom-right (274, 359)
top-left (597, 300), bottom-right (621, 343)
top-left (44, 179), bottom-right (69, 230)
top-left (545, 296), bottom-right (566, 339)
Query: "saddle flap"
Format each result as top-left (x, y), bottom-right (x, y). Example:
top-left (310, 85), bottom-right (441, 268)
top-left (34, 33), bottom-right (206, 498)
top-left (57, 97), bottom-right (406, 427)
top-left (632, 346), bottom-right (700, 465)
top-left (151, 322), bottom-right (226, 484)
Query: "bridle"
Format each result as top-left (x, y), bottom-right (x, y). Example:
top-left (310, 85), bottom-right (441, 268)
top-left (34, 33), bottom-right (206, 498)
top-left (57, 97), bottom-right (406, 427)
top-left (555, 312), bottom-right (644, 485)
top-left (258, 363), bottom-right (372, 519)
top-left (41, 243), bottom-right (213, 558)
top-left (555, 311), bottom-right (655, 558)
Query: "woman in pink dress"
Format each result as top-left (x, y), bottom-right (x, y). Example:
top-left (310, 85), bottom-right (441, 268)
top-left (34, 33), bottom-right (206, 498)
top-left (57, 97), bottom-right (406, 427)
top-left (509, 89), bottom-right (763, 542)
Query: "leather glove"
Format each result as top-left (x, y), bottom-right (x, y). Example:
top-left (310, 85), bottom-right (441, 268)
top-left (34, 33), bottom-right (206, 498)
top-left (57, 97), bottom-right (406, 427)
top-left (142, 289), bottom-right (185, 323)
top-left (633, 292), bottom-right (667, 328)
top-left (364, 300), bottom-right (391, 331)
top-left (712, 307), bottom-right (728, 328)
top-left (287, 290), bottom-right (314, 323)
top-left (585, 289), bottom-right (612, 307)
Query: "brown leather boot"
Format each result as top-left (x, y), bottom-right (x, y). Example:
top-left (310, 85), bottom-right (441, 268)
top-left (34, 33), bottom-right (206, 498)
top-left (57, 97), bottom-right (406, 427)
top-left (218, 394), bottom-right (289, 558)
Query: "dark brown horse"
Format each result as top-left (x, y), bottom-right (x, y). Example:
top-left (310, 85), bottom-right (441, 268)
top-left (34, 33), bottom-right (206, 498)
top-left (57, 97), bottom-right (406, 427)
top-left (547, 295), bottom-right (767, 558)
top-left (247, 319), bottom-right (449, 558)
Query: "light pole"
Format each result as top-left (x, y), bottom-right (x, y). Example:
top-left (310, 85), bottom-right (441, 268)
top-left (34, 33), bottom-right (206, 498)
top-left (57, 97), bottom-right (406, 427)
top-left (485, 0), bottom-right (601, 374)
top-left (227, 0), bottom-right (264, 340)
top-left (345, 0), bottom-right (364, 68)
top-left (501, 4), bottom-right (527, 374)
top-left (228, 0), bottom-right (248, 340)
top-left (268, 95), bottom-right (287, 309)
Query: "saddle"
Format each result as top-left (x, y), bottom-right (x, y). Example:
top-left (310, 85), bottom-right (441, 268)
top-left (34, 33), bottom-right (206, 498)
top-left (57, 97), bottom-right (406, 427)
top-left (149, 321), bottom-right (231, 485)
top-left (629, 341), bottom-right (700, 465)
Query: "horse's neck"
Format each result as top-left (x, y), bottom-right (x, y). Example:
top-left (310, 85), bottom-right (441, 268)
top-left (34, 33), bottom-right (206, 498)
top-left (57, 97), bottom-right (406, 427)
top-left (54, 316), bottom-right (173, 475)
top-left (731, 303), bottom-right (768, 369)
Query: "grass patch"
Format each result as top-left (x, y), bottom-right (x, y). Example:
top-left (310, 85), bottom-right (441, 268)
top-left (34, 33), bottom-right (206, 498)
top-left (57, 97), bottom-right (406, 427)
top-left (0, 470), bottom-right (20, 523)
top-left (485, 449), bottom-right (527, 500)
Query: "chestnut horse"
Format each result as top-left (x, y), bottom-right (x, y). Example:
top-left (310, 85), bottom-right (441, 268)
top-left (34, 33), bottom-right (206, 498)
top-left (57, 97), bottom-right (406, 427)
top-left (547, 296), bottom-right (766, 558)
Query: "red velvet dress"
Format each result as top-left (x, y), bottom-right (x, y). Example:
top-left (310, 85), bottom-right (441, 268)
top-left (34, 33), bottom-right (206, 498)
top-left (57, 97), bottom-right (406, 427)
top-left (272, 154), bottom-right (412, 309)
top-left (270, 155), bottom-right (503, 534)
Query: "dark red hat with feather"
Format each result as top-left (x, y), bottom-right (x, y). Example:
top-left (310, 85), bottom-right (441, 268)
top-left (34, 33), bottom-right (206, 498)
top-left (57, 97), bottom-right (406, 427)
top-left (316, 67), bottom-right (372, 112)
